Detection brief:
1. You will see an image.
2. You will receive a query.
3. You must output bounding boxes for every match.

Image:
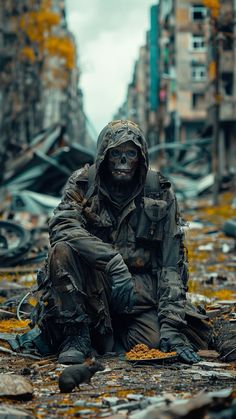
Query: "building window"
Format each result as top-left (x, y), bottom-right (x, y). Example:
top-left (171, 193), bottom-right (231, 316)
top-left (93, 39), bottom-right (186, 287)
top-left (221, 72), bottom-right (233, 95)
top-left (190, 35), bottom-right (206, 51)
top-left (191, 5), bottom-right (207, 21)
top-left (191, 63), bottom-right (206, 81)
top-left (192, 92), bottom-right (205, 109)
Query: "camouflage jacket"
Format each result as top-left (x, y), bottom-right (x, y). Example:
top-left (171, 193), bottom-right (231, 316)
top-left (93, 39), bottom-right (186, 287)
top-left (48, 121), bottom-right (188, 340)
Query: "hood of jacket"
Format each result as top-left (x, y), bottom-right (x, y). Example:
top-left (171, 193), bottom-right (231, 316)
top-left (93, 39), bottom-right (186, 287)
top-left (94, 120), bottom-right (149, 205)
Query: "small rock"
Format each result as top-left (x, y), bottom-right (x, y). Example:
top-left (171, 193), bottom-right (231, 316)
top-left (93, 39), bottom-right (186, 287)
top-left (102, 396), bottom-right (120, 407)
top-left (74, 400), bottom-right (86, 407)
top-left (74, 400), bottom-right (102, 408)
top-left (0, 374), bottom-right (33, 399)
top-left (127, 394), bottom-right (144, 401)
top-left (0, 405), bottom-right (33, 418)
top-left (75, 409), bottom-right (92, 416)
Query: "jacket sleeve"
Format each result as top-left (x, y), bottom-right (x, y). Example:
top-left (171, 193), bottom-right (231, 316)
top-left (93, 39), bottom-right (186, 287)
top-left (48, 167), bottom-right (122, 272)
top-left (158, 189), bottom-right (190, 347)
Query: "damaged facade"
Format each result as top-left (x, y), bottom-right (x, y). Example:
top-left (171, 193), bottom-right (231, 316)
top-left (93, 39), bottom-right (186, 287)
top-left (158, 0), bottom-right (208, 144)
top-left (115, 0), bottom-right (236, 178)
top-left (0, 0), bottom-right (93, 176)
top-left (205, 0), bottom-right (236, 177)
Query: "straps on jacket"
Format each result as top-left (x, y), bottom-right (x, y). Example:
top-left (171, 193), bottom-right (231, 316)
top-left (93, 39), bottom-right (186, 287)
top-left (144, 170), bottom-right (161, 198)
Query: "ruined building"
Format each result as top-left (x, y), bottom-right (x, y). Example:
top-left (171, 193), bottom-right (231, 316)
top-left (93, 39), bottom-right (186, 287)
top-left (0, 0), bottom-right (90, 174)
top-left (204, 0), bottom-right (236, 176)
top-left (115, 1), bottom-right (208, 146)
top-left (158, 0), bottom-right (208, 144)
top-left (123, 2), bottom-right (234, 172)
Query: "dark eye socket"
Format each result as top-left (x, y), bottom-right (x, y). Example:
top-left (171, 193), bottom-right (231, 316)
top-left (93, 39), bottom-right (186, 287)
top-left (127, 149), bottom-right (138, 158)
top-left (110, 149), bottom-right (121, 158)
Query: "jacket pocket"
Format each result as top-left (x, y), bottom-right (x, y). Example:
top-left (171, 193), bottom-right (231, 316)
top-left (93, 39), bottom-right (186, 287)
top-left (136, 197), bottom-right (167, 244)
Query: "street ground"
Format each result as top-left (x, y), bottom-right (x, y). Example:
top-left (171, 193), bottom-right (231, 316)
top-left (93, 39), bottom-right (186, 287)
top-left (0, 190), bottom-right (236, 418)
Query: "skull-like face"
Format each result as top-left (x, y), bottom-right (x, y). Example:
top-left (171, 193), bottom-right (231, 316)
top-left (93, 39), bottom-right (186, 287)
top-left (107, 141), bottom-right (139, 183)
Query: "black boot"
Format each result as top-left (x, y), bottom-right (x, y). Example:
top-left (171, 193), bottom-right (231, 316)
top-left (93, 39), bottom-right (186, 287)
top-left (58, 324), bottom-right (92, 364)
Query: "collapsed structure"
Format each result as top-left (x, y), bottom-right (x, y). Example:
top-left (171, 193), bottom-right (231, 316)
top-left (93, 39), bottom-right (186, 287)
top-left (0, 0), bottom-right (95, 177)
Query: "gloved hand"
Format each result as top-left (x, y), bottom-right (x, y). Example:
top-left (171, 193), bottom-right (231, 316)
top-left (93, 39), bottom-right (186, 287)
top-left (105, 254), bottom-right (134, 313)
top-left (160, 338), bottom-right (201, 364)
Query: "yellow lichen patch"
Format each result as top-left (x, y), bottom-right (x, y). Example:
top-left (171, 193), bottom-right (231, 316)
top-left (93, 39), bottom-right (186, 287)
top-left (211, 289), bottom-right (236, 300)
top-left (0, 319), bottom-right (30, 333)
top-left (188, 278), bottom-right (236, 301)
top-left (188, 279), bottom-right (201, 294)
top-left (116, 389), bottom-right (141, 398)
top-left (0, 297), bottom-right (6, 304)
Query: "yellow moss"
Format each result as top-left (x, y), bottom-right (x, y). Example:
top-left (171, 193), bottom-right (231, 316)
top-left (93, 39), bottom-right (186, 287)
top-left (212, 289), bottom-right (236, 300)
top-left (0, 297), bottom-right (6, 304)
top-left (188, 277), bottom-right (236, 301)
top-left (21, 46), bottom-right (35, 63)
top-left (0, 319), bottom-right (30, 333)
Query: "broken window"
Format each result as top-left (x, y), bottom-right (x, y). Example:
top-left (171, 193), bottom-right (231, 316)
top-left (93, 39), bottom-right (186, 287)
top-left (192, 92), bottom-right (205, 109)
top-left (191, 5), bottom-right (207, 21)
top-left (190, 35), bottom-right (206, 51)
top-left (221, 72), bottom-right (233, 95)
top-left (191, 63), bottom-right (206, 82)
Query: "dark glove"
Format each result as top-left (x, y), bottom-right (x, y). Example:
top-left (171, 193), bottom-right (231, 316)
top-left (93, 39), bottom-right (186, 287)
top-left (106, 254), bottom-right (134, 313)
top-left (160, 338), bottom-right (201, 364)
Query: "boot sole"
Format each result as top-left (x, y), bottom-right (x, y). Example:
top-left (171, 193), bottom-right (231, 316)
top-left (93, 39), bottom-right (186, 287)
top-left (58, 352), bottom-right (85, 365)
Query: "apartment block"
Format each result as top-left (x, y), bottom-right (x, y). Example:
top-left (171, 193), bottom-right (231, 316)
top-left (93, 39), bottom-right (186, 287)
top-left (159, 0), bottom-right (208, 143)
top-left (205, 0), bottom-right (236, 175)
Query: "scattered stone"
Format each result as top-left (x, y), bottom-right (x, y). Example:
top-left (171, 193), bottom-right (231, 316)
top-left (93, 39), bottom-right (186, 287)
top-left (95, 366), bottom-right (111, 374)
top-left (102, 397), bottom-right (120, 407)
top-left (112, 400), bottom-right (149, 413)
top-left (183, 368), bottom-right (236, 380)
top-left (198, 243), bottom-right (213, 251)
top-left (74, 400), bottom-right (103, 408)
top-left (127, 394), bottom-right (144, 401)
top-left (75, 409), bottom-right (93, 416)
top-left (74, 400), bottom-right (87, 407)
top-left (197, 361), bottom-right (231, 368)
top-left (0, 405), bottom-right (33, 418)
top-left (0, 374), bottom-right (33, 400)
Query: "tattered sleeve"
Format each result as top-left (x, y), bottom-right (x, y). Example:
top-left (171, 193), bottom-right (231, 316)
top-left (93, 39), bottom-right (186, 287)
top-left (48, 168), bottom-right (120, 272)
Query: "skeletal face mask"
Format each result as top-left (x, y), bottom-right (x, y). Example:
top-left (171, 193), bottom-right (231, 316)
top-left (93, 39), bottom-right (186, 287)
top-left (107, 141), bottom-right (139, 183)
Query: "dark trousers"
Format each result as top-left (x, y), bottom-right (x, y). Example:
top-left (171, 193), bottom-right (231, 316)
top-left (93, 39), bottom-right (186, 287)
top-left (36, 241), bottom-right (160, 354)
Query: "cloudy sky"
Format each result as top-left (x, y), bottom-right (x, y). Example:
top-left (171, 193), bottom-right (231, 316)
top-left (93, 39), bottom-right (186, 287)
top-left (66, 0), bottom-right (156, 136)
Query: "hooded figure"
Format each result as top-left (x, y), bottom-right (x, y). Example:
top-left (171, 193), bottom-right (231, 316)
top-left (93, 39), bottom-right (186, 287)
top-left (32, 120), bottom-right (211, 364)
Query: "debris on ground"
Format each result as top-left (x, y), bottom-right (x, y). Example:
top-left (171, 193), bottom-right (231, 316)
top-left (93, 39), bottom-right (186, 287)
top-left (0, 187), bottom-right (235, 416)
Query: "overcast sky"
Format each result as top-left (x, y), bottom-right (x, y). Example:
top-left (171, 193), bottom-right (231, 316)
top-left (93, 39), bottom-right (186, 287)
top-left (66, 0), bottom-right (156, 136)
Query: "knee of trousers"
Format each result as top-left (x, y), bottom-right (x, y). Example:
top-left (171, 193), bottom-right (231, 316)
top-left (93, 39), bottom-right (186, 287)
top-left (49, 242), bottom-right (77, 287)
top-left (51, 241), bottom-right (73, 261)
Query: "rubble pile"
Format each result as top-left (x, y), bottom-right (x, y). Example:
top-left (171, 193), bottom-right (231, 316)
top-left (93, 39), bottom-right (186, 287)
top-left (0, 189), bottom-right (235, 417)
